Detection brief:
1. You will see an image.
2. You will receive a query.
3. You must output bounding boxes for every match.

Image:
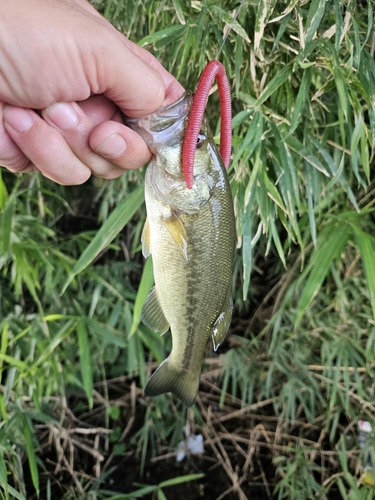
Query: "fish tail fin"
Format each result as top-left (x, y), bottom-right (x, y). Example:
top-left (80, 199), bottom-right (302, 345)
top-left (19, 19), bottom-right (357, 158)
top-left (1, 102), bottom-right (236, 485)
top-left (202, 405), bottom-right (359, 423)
top-left (144, 358), bottom-right (199, 407)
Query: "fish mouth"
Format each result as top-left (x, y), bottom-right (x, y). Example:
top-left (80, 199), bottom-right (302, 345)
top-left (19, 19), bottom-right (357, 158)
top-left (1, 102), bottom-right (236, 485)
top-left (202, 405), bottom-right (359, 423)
top-left (124, 92), bottom-right (193, 153)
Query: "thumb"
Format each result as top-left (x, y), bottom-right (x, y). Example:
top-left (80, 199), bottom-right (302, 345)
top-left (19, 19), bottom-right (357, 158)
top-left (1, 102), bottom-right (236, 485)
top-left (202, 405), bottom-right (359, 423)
top-left (97, 34), bottom-right (185, 118)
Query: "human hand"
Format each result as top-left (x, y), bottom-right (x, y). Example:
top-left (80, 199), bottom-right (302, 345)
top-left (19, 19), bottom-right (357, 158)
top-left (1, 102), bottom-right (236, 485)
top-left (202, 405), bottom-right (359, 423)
top-left (0, 0), bottom-right (184, 185)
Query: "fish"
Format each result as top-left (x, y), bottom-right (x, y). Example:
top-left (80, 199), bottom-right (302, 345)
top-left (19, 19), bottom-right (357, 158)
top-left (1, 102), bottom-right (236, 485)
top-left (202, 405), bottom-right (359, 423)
top-left (125, 91), bottom-right (236, 407)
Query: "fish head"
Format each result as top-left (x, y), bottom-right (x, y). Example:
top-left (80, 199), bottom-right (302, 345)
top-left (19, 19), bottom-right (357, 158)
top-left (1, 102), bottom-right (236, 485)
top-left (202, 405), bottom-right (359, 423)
top-left (124, 92), bottom-right (213, 183)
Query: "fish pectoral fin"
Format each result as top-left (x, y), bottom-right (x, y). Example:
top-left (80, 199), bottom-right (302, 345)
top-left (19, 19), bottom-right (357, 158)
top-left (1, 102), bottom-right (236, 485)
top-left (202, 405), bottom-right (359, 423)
top-left (211, 295), bottom-right (233, 351)
top-left (163, 216), bottom-right (188, 260)
top-left (141, 286), bottom-right (169, 335)
top-left (144, 357), bottom-right (200, 407)
top-left (141, 218), bottom-right (151, 258)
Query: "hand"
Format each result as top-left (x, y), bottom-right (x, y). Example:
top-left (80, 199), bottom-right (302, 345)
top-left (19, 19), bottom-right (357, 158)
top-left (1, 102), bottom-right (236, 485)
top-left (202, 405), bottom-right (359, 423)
top-left (0, 0), bottom-right (184, 185)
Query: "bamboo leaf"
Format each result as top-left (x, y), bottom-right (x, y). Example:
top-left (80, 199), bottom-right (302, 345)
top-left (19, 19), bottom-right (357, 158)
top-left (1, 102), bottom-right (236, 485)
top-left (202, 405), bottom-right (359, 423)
top-left (0, 394), bottom-right (7, 423)
top-left (77, 319), bottom-right (93, 408)
top-left (157, 489), bottom-right (168, 500)
top-left (254, 0), bottom-right (276, 53)
top-left (137, 325), bottom-right (165, 364)
top-left (269, 0), bottom-right (299, 23)
top-left (352, 226), bottom-right (375, 320)
top-left (0, 452), bottom-right (8, 494)
top-left (129, 257), bottom-right (154, 337)
top-left (23, 416), bottom-right (39, 495)
top-left (86, 318), bottom-right (127, 348)
top-left (159, 473), bottom-right (205, 488)
top-left (242, 209), bottom-right (252, 300)
top-left (235, 34), bottom-right (243, 96)
top-left (334, 64), bottom-right (349, 121)
top-left (270, 217), bottom-right (286, 267)
top-left (283, 134), bottom-right (329, 176)
top-left (2, 193), bottom-right (15, 254)
top-left (0, 354), bottom-right (27, 370)
top-left (176, 28), bottom-right (194, 80)
top-left (268, 121), bottom-right (302, 245)
top-left (255, 64), bottom-right (292, 107)
top-left (211, 6), bottom-right (250, 43)
top-left (262, 169), bottom-right (287, 213)
top-left (305, 163), bottom-right (317, 246)
top-left (350, 113), bottom-right (363, 162)
top-left (62, 186), bottom-right (144, 293)
top-left (296, 221), bottom-right (350, 322)
top-left (138, 26), bottom-right (187, 46)
top-left (360, 126), bottom-right (370, 182)
top-left (4, 485), bottom-right (26, 500)
top-left (194, 5), bottom-right (207, 57)
top-left (0, 169), bottom-right (8, 210)
top-left (233, 111), bottom-right (263, 166)
top-left (172, 0), bottom-right (186, 25)
top-left (289, 67), bottom-right (312, 134)
top-left (305, 0), bottom-right (326, 44)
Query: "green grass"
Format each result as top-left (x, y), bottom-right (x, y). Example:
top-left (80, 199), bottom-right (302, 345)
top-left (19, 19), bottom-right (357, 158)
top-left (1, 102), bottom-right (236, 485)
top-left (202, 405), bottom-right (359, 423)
top-left (1, 0), bottom-right (375, 498)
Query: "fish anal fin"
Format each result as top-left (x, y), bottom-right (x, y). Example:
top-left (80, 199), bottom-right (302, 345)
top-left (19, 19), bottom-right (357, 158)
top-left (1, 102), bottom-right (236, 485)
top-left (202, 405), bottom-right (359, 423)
top-left (144, 357), bottom-right (200, 407)
top-left (211, 295), bottom-right (233, 351)
top-left (141, 218), bottom-right (151, 258)
top-left (141, 286), bottom-right (169, 335)
top-left (163, 216), bottom-right (188, 260)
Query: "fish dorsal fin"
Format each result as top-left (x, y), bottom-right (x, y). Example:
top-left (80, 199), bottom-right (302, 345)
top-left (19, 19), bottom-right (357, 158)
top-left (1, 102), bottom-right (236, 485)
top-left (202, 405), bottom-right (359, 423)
top-left (163, 216), bottom-right (189, 260)
top-left (141, 218), bottom-right (151, 258)
top-left (141, 286), bottom-right (169, 335)
top-left (211, 295), bottom-right (233, 351)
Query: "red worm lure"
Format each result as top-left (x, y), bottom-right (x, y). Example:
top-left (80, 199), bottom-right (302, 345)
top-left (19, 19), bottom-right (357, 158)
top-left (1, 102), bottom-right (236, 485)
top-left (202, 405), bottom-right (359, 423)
top-left (182, 60), bottom-right (232, 189)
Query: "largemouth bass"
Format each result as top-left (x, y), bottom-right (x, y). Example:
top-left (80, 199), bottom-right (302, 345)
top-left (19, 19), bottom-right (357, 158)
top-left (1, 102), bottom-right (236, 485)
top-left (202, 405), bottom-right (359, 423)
top-left (126, 92), bottom-right (236, 407)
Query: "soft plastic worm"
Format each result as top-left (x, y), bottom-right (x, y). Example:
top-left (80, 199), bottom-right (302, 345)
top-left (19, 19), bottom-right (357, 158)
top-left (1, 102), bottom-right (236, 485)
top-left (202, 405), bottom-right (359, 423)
top-left (182, 60), bottom-right (232, 189)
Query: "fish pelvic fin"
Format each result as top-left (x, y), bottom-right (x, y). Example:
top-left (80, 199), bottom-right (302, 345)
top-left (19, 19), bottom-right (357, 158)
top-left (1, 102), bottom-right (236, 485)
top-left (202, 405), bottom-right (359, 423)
top-left (144, 358), bottom-right (200, 407)
top-left (141, 218), bottom-right (151, 258)
top-left (141, 287), bottom-right (169, 335)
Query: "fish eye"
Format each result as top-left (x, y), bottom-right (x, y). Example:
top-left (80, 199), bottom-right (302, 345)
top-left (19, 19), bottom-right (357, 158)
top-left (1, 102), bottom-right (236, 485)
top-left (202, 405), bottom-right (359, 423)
top-left (196, 133), bottom-right (206, 149)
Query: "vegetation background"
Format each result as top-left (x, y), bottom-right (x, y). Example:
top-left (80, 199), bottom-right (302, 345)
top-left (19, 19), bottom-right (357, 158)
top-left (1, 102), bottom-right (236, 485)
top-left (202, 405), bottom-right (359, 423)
top-left (0, 0), bottom-right (375, 498)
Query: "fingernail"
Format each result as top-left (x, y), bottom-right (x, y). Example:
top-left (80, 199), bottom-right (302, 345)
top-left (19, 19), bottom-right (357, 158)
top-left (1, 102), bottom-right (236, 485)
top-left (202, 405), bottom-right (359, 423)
top-left (95, 134), bottom-right (126, 158)
top-left (45, 102), bottom-right (78, 130)
top-left (3, 106), bottom-right (34, 133)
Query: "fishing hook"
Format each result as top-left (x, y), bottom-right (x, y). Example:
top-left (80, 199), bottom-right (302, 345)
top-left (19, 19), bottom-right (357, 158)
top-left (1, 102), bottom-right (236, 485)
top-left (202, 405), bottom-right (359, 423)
top-left (182, 60), bottom-right (232, 189)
